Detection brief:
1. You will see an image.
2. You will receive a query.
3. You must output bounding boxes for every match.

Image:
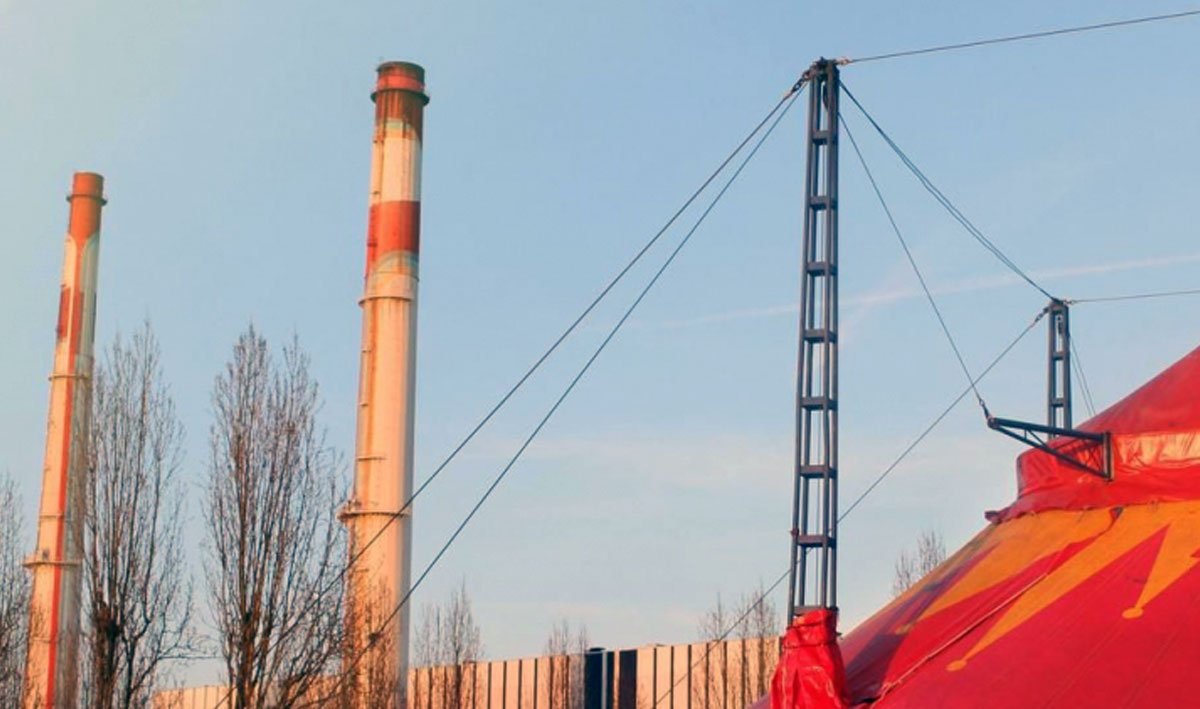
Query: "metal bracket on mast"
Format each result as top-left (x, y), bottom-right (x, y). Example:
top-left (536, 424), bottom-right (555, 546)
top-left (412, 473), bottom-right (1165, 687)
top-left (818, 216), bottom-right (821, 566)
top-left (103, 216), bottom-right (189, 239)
top-left (987, 416), bottom-right (1112, 479)
top-left (788, 58), bottom-right (840, 619)
top-left (988, 299), bottom-right (1112, 479)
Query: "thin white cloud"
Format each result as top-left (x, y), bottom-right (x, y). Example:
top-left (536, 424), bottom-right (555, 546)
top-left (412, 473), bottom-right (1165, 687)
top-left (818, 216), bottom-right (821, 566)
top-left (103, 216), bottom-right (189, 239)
top-left (651, 251), bottom-right (1200, 330)
top-left (461, 427), bottom-right (1013, 504)
top-left (512, 432), bottom-right (790, 492)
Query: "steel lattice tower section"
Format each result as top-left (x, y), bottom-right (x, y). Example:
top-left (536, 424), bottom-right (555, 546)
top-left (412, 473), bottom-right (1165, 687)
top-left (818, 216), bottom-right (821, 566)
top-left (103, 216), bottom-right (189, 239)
top-left (788, 59), bottom-right (840, 619)
top-left (1046, 300), bottom-right (1072, 432)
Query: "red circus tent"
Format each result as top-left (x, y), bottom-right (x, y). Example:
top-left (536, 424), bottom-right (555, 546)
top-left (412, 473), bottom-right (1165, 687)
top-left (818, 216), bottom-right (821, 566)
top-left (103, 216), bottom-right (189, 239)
top-left (774, 343), bottom-right (1200, 708)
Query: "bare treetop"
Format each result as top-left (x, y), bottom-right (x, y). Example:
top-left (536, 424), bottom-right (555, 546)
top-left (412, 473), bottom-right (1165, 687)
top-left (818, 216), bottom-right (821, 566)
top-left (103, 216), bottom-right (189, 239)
top-left (205, 326), bottom-right (345, 709)
top-left (0, 475), bottom-right (29, 706)
top-left (412, 582), bottom-right (483, 709)
top-left (84, 323), bottom-right (199, 708)
top-left (892, 529), bottom-right (947, 597)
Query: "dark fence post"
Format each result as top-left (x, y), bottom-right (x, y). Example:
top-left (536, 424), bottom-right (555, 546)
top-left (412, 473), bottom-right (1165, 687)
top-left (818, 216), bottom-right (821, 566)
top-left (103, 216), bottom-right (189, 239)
top-left (618, 650), bottom-right (637, 709)
top-left (585, 648), bottom-right (603, 709)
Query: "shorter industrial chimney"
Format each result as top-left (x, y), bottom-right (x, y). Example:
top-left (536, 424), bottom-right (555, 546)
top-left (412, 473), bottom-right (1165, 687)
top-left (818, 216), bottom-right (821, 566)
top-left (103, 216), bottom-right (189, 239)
top-left (342, 62), bottom-right (427, 707)
top-left (24, 172), bottom-right (105, 709)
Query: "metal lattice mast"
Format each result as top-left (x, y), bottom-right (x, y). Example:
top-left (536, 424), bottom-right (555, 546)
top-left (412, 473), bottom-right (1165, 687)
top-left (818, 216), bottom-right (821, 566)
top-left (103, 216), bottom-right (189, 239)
top-left (1047, 300), bottom-right (1072, 432)
top-left (788, 59), bottom-right (840, 619)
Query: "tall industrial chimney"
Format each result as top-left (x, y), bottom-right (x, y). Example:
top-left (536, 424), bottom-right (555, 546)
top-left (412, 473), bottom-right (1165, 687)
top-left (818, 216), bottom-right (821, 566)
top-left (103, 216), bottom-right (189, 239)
top-left (24, 172), bottom-right (105, 709)
top-left (342, 61), bottom-right (427, 706)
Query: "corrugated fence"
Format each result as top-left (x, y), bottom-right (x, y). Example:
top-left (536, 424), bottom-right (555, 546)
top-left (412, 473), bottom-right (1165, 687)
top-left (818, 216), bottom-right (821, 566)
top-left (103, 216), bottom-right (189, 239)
top-left (154, 637), bottom-right (778, 709)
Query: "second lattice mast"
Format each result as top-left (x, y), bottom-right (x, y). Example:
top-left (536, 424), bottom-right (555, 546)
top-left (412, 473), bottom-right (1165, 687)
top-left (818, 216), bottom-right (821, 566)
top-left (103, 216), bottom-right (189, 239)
top-left (1047, 299), bottom-right (1072, 431)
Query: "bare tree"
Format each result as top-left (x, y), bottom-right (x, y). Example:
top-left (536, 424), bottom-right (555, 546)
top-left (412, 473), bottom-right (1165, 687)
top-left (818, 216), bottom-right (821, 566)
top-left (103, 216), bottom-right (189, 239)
top-left (204, 327), bottom-right (345, 708)
top-left (413, 581), bottom-right (482, 709)
top-left (337, 589), bottom-right (401, 709)
top-left (892, 529), bottom-right (946, 596)
top-left (729, 602), bottom-right (751, 709)
top-left (82, 325), bottom-right (199, 708)
top-left (694, 595), bottom-right (730, 709)
top-left (693, 587), bottom-right (779, 709)
top-left (0, 474), bottom-right (29, 706)
top-left (735, 584), bottom-right (777, 701)
top-left (544, 620), bottom-right (589, 709)
top-left (697, 594), bottom-right (730, 644)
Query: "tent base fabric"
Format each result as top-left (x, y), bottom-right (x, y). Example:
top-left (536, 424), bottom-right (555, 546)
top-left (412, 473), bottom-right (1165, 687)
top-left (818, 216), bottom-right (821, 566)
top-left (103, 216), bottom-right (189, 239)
top-left (769, 345), bottom-right (1200, 708)
top-left (769, 608), bottom-right (848, 709)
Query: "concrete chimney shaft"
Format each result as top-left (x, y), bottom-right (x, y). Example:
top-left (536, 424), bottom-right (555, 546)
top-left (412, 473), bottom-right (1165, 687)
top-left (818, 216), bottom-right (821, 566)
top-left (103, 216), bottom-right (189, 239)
top-left (343, 61), bottom-right (427, 707)
top-left (24, 172), bottom-right (105, 709)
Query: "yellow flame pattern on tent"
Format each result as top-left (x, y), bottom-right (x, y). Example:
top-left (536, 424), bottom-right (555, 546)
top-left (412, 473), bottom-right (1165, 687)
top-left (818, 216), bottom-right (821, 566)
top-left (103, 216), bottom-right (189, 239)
top-left (886, 501), bottom-right (1200, 672)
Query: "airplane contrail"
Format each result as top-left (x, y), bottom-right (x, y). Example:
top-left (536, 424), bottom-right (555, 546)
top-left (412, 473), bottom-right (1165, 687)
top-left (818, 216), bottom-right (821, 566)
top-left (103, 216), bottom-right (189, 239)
top-left (652, 251), bottom-right (1200, 330)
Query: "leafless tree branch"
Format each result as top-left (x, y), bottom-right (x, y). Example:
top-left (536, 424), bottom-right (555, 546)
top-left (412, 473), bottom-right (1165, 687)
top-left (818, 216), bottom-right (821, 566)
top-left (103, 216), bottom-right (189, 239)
top-left (83, 323), bottom-right (201, 709)
top-left (0, 474), bottom-right (29, 706)
top-left (204, 326), bottom-right (345, 708)
top-left (413, 581), bottom-right (482, 709)
top-left (892, 529), bottom-right (946, 597)
top-left (693, 586), bottom-right (779, 709)
top-left (544, 619), bottom-right (588, 709)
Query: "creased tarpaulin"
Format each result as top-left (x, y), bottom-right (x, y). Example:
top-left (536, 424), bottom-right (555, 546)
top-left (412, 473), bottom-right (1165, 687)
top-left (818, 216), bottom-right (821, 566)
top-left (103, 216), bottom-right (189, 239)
top-left (768, 608), bottom-right (848, 709)
top-left (825, 343), bottom-right (1200, 707)
top-left (1000, 344), bottom-right (1200, 520)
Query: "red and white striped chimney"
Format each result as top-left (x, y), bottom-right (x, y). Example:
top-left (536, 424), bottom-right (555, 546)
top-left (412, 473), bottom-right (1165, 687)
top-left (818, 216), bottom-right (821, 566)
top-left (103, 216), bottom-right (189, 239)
top-left (342, 61), bottom-right (427, 706)
top-left (24, 172), bottom-right (105, 709)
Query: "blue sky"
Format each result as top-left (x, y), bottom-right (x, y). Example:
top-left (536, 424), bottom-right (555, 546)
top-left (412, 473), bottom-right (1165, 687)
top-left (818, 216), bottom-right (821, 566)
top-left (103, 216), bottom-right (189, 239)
top-left (3, 0), bottom-right (1200, 684)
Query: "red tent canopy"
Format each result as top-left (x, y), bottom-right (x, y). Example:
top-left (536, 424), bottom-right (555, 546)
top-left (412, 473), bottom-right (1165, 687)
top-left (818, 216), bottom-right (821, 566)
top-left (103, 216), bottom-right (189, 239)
top-left (832, 344), bottom-right (1200, 707)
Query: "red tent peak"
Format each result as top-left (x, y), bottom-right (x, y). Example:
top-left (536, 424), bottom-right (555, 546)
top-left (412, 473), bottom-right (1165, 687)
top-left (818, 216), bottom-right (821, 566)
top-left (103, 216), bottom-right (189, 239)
top-left (1001, 343), bottom-right (1200, 520)
top-left (1075, 343), bottom-right (1200, 435)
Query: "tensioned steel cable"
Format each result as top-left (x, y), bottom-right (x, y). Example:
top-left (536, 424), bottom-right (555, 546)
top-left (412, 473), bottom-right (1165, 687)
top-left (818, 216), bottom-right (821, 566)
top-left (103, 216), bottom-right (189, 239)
top-left (211, 77), bottom-right (808, 709)
top-left (840, 113), bottom-right (988, 414)
top-left (349, 81), bottom-right (803, 550)
top-left (651, 309), bottom-right (1047, 708)
top-left (651, 568), bottom-right (790, 709)
top-left (302, 80), bottom-right (796, 625)
top-left (838, 307), bottom-right (1048, 522)
top-left (844, 8), bottom-right (1200, 65)
top-left (1071, 287), bottom-right (1200, 304)
top-left (310, 87), bottom-right (804, 708)
top-left (1069, 340), bottom-right (1098, 418)
top-left (657, 93), bottom-right (1053, 709)
top-left (565, 16), bottom-right (1195, 698)
top-left (841, 84), bottom-right (1057, 302)
top-left (197, 8), bottom-right (1200, 696)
